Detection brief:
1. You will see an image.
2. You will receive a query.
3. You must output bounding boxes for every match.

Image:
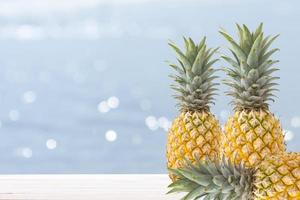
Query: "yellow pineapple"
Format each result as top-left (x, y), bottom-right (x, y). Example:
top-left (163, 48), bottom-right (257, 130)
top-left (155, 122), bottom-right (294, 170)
top-left (166, 37), bottom-right (222, 180)
top-left (220, 23), bottom-right (286, 167)
top-left (168, 152), bottom-right (300, 200)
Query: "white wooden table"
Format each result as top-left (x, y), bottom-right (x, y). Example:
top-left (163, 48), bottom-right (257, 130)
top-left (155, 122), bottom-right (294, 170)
top-left (0, 175), bottom-right (182, 200)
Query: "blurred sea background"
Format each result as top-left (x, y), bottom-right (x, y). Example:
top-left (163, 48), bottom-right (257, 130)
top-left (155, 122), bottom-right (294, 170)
top-left (0, 0), bottom-right (299, 173)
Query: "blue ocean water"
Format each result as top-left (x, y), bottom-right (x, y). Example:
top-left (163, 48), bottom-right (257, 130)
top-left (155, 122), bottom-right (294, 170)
top-left (0, 0), bottom-right (299, 173)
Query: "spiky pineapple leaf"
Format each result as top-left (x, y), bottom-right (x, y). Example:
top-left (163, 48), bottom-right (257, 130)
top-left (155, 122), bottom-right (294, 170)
top-left (220, 23), bottom-right (280, 110)
top-left (167, 37), bottom-right (219, 112)
top-left (167, 158), bottom-right (254, 200)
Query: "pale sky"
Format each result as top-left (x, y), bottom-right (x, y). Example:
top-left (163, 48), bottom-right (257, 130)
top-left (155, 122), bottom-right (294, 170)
top-left (0, 0), bottom-right (299, 173)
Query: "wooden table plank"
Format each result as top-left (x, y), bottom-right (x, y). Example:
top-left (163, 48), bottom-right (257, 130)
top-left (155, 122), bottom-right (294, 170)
top-left (0, 175), bottom-right (183, 200)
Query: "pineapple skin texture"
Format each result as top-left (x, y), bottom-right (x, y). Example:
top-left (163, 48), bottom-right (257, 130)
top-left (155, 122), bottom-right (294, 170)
top-left (167, 111), bottom-right (222, 180)
top-left (254, 152), bottom-right (300, 200)
top-left (222, 109), bottom-right (286, 168)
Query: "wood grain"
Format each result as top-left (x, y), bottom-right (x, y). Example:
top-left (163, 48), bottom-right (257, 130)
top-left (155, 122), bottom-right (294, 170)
top-left (0, 174), bottom-right (183, 200)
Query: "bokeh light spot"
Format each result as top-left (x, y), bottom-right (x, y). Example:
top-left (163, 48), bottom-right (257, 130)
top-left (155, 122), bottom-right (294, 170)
top-left (107, 96), bottom-right (119, 109)
top-left (145, 116), bottom-right (159, 131)
top-left (46, 139), bottom-right (57, 150)
top-left (23, 90), bottom-right (36, 104)
top-left (158, 116), bottom-right (172, 132)
top-left (105, 130), bottom-right (117, 142)
top-left (15, 147), bottom-right (33, 158)
top-left (284, 130), bottom-right (294, 141)
top-left (98, 101), bottom-right (110, 113)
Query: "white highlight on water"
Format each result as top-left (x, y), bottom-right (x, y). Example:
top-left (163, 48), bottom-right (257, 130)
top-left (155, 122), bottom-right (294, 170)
top-left (46, 139), bottom-right (57, 150)
top-left (105, 130), bottom-right (118, 142)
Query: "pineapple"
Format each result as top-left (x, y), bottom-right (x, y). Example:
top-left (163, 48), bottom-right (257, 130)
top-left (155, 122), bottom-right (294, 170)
top-left (168, 153), bottom-right (300, 200)
top-left (166, 37), bottom-right (222, 180)
top-left (220, 23), bottom-right (286, 167)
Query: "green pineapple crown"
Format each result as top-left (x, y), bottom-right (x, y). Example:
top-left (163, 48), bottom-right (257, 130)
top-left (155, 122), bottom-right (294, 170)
top-left (168, 158), bottom-right (254, 200)
top-left (220, 23), bottom-right (280, 110)
top-left (168, 37), bottom-right (219, 112)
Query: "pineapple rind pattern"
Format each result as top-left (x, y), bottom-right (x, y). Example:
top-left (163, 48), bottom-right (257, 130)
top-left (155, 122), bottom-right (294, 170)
top-left (167, 111), bottom-right (222, 180)
top-left (223, 109), bottom-right (286, 167)
top-left (254, 153), bottom-right (300, 200)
